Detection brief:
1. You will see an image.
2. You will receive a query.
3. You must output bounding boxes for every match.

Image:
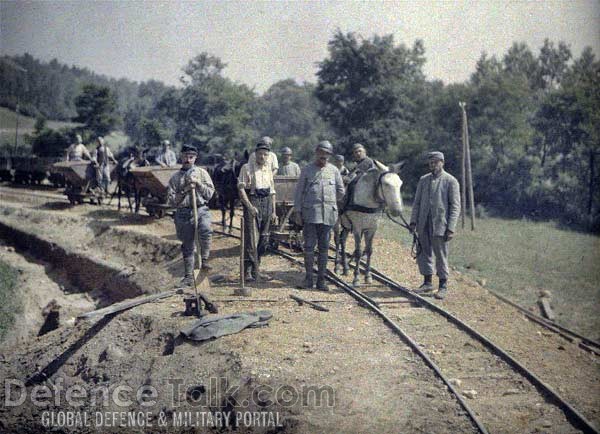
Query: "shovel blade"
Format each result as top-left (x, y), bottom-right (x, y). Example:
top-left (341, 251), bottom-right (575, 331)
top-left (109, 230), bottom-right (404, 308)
top-left (193, 269), bottom-right (211, 291)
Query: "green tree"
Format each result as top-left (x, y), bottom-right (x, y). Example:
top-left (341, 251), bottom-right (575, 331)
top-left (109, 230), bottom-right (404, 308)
top-left (315, 31), bottom-right (428, 164)
top-left (73, 84), bottom-right (120, 136)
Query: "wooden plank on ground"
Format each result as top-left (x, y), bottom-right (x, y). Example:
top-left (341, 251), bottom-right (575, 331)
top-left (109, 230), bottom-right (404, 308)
top-left (77, 290), bottom-right (177, 320)
top-left (539, 298), bottom-right (555, 321)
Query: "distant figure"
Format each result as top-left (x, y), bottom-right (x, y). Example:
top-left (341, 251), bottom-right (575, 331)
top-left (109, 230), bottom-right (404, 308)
top-left (349, 143), bottom-right (375, 177)
top-left (248, 136), bottom-right (278, 176)
top-left (332, 154), bottom-right (350, 180)
top-left (92, 136), bottom-right (118, 193)
top-left (277, 147), bottom-right (301, 177)
top-left (237, 137), bottom-right (277, 281)
top-left (65, 134), bottom-right (92, 161)
top-left (166, 145), bottom-right (215, 287)
top-left (293, 141), bottom-right (345, 291)
top-left (410, 151), bottom-right (460, 300)
top-left (155, 140), bottom-right (177, 167)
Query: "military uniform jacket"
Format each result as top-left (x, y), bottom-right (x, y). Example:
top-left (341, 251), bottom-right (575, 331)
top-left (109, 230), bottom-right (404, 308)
top-left (167, 166), bottom-right (215, 209)
top-left (294, 162), bottom-right (345, 226)
top-left (278, 162), bottom-right (301, 177)
top-left (410, 170), bottom-right (460, 237)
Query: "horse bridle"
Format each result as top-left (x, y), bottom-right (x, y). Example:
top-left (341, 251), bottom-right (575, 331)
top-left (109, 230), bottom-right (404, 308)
top-left (376, 170), bottom-right (422, 259)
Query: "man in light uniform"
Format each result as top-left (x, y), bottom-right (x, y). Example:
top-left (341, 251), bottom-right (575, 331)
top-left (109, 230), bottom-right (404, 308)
top-left (349, 143), bottom-right (375, 177)
top-left (65, 134), bottom-right (92, 161)
top-left (238, 138), bottom-right (277, 281)
top-left (155, 140), bottom-right (177, 167)
top-left (92, 136), bottom-right (118, 193)
top-left (167, 145), bottom-right (215, 287)
top-left (277, 147), bottom-right (301, 177)
top-left (293, 141), bottom-right (345, 291)
top-left (409, 151), bottom-right (460, 299)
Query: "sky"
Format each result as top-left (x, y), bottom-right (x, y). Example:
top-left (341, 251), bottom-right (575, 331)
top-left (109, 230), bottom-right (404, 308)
top-left (1, 0), bottom-right (599, 93)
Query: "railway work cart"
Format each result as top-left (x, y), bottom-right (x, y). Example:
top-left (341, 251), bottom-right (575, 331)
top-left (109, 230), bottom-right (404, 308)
top-left (52, 161), bottom-right (110, 205)
top-left (129, 165), bottom-right (180, 218)
top-left (270, 175), bottom-right (302, 250)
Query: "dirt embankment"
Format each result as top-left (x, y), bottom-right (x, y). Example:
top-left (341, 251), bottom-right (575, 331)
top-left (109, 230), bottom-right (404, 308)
top-left (0, 203), bottom-right (476, 433)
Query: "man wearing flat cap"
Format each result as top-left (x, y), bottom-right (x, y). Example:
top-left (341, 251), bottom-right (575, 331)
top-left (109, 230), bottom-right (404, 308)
top-left (238, 138), bottom-right (277, 281)
top-left (409, 151), bottom-right (460, 299)
top-left (277, 147), bottom-right (301, 177)
top-left (167, 145), bottom-right (215, 287)
top-left (248, 136), bottom-right (279, 176)
top-left (293, 140), bottom-right (345, 291)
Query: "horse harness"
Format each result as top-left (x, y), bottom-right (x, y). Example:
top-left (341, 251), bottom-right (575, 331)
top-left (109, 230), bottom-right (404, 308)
top-left (341, 169), bottom-right (421, 259)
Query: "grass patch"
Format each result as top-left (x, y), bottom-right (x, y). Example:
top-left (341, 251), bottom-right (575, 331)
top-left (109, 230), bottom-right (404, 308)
top-left (0, 258), bottom-right (20, 342)
top-left (379, 206), bottom-right (600, 339)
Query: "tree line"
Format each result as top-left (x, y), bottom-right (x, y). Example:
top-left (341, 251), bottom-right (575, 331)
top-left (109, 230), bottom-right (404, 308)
top-left (1, 33), bottom-right (598, 230)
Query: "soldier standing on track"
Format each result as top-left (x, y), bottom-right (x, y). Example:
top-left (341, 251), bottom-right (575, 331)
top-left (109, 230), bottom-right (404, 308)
top-left (92, 136), bottom-right (118, 193)
top-left (409, 151), bottom-right (460, 300)
top-left (167, 145), bottom-right (215, 287)
top-left (155, 140), bottom-right (177, 167)
top-left (65, 134), bottom-right (92, 161)
top-left (238, 138), bottom-right (277, 281)
top-left (293, 141), bottom-right (345, 291)
top-left (277, 147), bottom-right (301, 177)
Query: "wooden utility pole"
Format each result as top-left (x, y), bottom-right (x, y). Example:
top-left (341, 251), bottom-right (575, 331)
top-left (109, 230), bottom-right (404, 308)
top-left (459, 102), bottom-right (467, 228)
top-left (460, 102), bottom-right (476, 230)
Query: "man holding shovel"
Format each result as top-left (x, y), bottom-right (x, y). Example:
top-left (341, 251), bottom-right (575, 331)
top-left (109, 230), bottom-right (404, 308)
top-left (167, 145), bottom-right (215, 287)
top-left (238, 138), bottom-right (277, 281)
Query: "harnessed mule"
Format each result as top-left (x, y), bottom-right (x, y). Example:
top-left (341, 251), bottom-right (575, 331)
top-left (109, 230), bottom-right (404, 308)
top-left (335, 161), bottom-right (404, 286)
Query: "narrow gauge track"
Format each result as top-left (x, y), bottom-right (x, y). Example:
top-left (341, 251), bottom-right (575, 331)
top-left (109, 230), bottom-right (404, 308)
top-left (219, 221), bottom-right (600, 356)
top-left (214, 228), bottom-right (598, 434)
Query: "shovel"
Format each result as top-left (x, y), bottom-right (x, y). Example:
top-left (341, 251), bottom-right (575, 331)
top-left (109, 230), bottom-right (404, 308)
top-left (190, 187), bottom-right (218, 314)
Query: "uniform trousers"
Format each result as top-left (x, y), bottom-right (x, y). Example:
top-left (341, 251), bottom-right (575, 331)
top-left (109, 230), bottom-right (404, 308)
top-left (416, 215), bottom-right (449, 279)
top-left (243, 194), bottom-right (272, 275)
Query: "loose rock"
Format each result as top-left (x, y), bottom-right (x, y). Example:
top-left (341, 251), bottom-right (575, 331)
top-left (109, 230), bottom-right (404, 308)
top-left (462, 390), bottom-right (477, 399)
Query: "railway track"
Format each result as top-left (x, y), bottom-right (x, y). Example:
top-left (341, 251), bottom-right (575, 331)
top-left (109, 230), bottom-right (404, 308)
top-left (215, 228), bottom-right (599, 434)
top-left (3, 188), bottom-right (598, 432)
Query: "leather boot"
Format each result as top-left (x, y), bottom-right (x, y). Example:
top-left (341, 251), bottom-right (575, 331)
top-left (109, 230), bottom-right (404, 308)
top-left (302, 253), bottom-right (314, 289)
top-left (414, 275), bottom-right (434, 294)
top-left (180, 255), bottom-right (195, 287)
top-left (435, 279), bottom-right (448, 299)
top-left (316, 253), bottom-right (329, 291)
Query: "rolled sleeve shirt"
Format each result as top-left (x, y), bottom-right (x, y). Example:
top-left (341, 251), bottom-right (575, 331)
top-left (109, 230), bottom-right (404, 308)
top-left (237, 161), bottom-right (276, 195)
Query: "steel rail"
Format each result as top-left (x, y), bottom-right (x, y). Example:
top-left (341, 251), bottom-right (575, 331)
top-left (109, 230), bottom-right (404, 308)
top-left (358, 264), bottom-right (599, 434)
top-left (215, 229), bottom-right (598, 433)
top-left (213, 228), bottom-right (487, 433)
top-left (218, 221), bottom-right (600, 353)
top-left (328, 240), bottom-right (600, 355)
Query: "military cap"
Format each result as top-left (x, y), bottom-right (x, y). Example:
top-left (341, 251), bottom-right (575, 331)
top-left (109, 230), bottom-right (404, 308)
top-left (181, 144), bottom-right (198, 155)
top-left (162, 140), bottom-right (171, 146)
top-left (334, 154), bottom-right (345, 162)
top-left (316, 140), bottom-right (334, 154)
top-left (256, 140), bottom-right (271, 151)
top-left (281, 146), bottom-right (292, 155)
top-left (257, 136), bottom-right (273, 146)
top-left (352, 143), bottom-right (366, 153)
top-left (427, 151), bottom-right (444, 161)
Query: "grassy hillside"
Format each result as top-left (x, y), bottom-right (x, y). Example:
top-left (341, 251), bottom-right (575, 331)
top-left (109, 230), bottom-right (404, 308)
top-left (0, 259), bottom-right (19, 342)
top-left (378, 208), bottom-right (600, 340)
top-left (0, 106), bottom-right (128, 154)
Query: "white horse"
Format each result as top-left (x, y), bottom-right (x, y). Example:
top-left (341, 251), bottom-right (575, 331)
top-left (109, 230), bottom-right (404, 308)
top-left (334, 160), bottom-right (404, 286)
